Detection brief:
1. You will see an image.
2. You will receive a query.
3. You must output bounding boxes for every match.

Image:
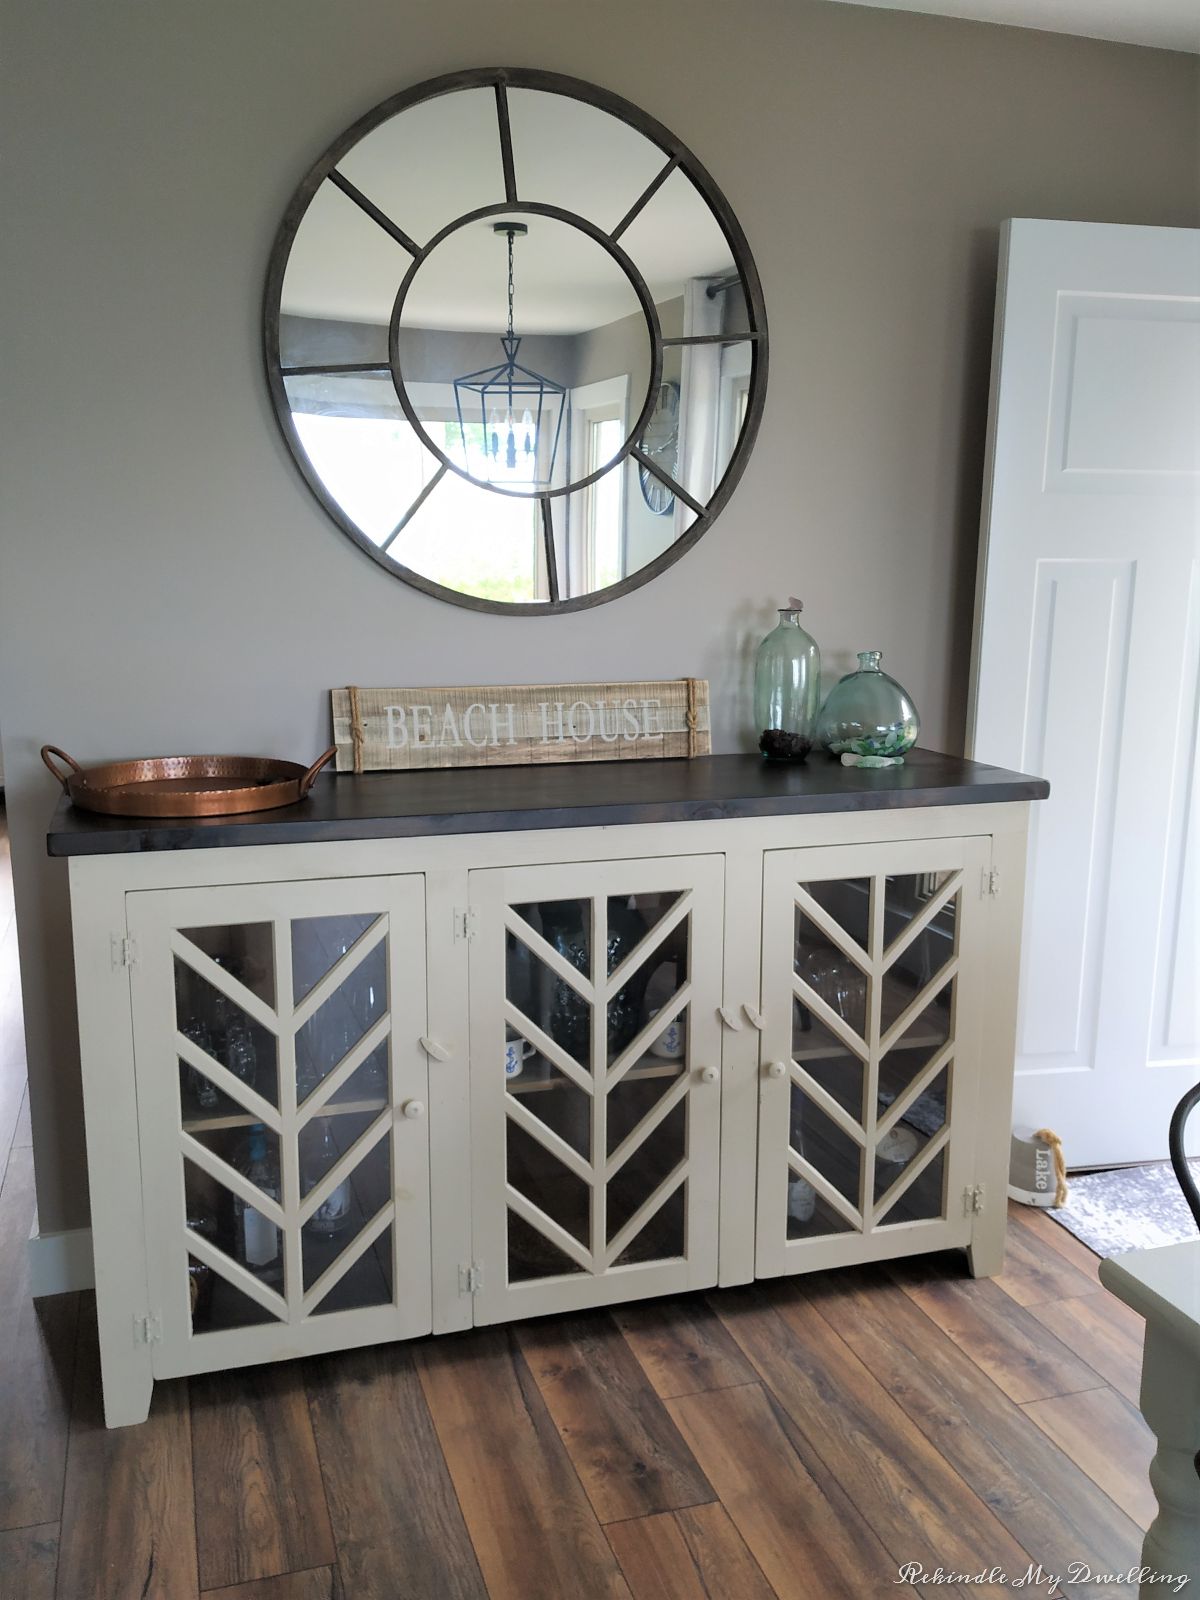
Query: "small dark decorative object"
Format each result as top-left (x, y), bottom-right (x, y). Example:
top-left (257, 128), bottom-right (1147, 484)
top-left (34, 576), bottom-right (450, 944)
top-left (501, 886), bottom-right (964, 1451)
top-left (758, 728), bottom-right (811, 761)
top-left (1169, 1081), bottom-right (1200, 1231)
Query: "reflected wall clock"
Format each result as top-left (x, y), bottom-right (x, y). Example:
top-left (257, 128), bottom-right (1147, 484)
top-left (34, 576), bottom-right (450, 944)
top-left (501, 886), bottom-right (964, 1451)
top-left (638, 380), bottom-right (681, 516)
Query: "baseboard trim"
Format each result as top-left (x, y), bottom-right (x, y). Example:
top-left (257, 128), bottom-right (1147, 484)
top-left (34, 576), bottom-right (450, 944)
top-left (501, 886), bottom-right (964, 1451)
top-left (28, 1225), bottom-right (95, 1296)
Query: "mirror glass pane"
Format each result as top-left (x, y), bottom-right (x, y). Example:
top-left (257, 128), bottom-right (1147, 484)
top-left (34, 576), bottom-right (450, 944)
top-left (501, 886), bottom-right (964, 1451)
top-left (175, 957), bottom-right (280, 1109)
top-left (335, 86), bottom-right (505, 249)
top-left (506, 89), bottom-right (666, 232)
top-left (270, 71), bottom-right (762, 608)
top-left (281, 178), bottom-right (410, 332)
top-left (387, 466), bottom-right (549, 603)
top-left (283, 374), bottom-right (417, 547)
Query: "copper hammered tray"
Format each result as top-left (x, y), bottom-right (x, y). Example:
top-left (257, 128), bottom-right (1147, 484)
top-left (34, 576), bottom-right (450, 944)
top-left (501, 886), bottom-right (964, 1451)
top-left (41, 745), bottom-right (337, 818)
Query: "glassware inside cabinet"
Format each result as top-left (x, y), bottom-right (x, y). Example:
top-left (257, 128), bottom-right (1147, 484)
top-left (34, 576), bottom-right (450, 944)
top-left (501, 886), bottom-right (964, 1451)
top-left (182, 1125), bottom-right (285, 1335)
top-left (290, 913), bottom-right (381, 1003)
top-left (780, 866), bottom-right (963, 1240)
top-left (179, 922), bottom-right (276, 1006)
top-left (175, 957), bottom-right (280, 1121)
top-left (186, 1253), bottom-right (281, 1334)
top-left (791, 879), bottom-right (871, 1063)
top-left (787, 1077), bottom-right (862, 1241)
top-left (500, 885), bottom-right (698, 1283)
top-left (300, 1116), bottom-right (394, 1314)
top-left (872, 871), bottom-right (959, 1226)
top-left (294, 932), bottom-right (389, 1107)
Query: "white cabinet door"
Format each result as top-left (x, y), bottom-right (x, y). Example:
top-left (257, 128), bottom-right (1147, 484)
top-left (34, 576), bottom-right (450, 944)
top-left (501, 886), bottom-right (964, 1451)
top-left (127, 875), bottom-right (430, 1378)
top-left (969, 219), bottom-right (1200, 1164)
top-left (468, 855), bottom-right (724, 1322)
top-left (756, 839), bottom-right (990, 1277)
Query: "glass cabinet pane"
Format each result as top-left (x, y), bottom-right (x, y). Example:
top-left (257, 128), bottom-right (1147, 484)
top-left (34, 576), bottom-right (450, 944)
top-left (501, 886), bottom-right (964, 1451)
top-left (791, 1083), bottom-right (861, 1205)
top-left (495, 878), bottom-right (704, 1290)
top-left (291, 913), bottom-right (382, 1003)
top-left (773, 859), bottom-right (968, 1254)
top-left (295, 937), bottom-right (388, 1105)
top-left (793, 880), bottom-right (871, 1044)
top-left (301, 1119), bottom-right (392, 1298)
top-left (184, 1141), bottom-right (284, 1337)
top-left (152, 891), bottom-right (418, 1344)
top-left (179, 922), bottom-right (275, 1006)
top-left (505, 918), bottom-right (593, 1074)
top-left (176, 957), bottom-right (280, 1114)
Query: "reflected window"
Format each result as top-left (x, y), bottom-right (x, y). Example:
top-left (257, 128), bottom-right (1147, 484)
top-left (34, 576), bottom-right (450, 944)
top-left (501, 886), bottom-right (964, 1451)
top-left (584, 416), bottom-right (624, 591)
top-left (295, 410), bottom-right (545, 602)
top-left (292, 413), bottom-right (431, 546)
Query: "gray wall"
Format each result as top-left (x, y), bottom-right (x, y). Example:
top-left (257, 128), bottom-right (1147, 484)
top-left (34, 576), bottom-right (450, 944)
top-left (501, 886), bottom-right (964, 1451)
top-left (1, 0), bottom-right (1197, 1235)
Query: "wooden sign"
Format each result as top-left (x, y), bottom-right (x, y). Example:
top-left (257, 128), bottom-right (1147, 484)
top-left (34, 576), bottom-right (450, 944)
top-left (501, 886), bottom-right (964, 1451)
top-left (331, 680), bottom-right (710, 773)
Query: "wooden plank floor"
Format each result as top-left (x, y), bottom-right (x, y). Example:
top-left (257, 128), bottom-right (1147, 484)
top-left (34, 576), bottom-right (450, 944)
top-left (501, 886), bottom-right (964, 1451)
top-left (0, 810), bottom-right (1157, 1599)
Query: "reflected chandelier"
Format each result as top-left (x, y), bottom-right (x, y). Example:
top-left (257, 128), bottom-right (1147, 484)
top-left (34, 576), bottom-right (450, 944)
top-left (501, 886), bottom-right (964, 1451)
top-left (452, 222), bottom-right (566, 489)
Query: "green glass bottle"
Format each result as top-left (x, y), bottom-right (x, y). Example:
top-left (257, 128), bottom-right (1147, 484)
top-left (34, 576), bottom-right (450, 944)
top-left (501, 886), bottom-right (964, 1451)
top-left (754, 602), bottom-right (821, 761)
top-left (816, 650), bottom-right (920, 760)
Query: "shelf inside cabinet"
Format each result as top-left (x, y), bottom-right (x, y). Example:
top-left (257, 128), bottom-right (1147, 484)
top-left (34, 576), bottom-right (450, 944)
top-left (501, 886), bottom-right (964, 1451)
top-left (792, 970), bottom-right (949, 1064)
top-left (505, 1052), bottom-right (684, 1095)
top-left (182, 1096), bottom-right (388, 1133)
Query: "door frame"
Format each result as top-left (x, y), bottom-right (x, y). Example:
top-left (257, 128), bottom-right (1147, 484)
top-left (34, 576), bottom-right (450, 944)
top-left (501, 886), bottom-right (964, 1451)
top-left (466, 853), bottom-right (725, 1324)
top-left (126, 873), bottom-right (432, 1379)
top-left (967, 218), bottom-right (1200, 1164)
top-left (755, 837), bottom-right (992, 1279)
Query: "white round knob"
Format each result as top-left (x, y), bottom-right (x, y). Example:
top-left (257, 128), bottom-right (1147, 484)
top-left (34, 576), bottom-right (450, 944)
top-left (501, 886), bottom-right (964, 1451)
top-left (402, 1099), bottom-right (425, 1120)
top-left (699, 1066), bottom-right (719, 1084)
top-left (766, 1061), bottom-right (787, 1079)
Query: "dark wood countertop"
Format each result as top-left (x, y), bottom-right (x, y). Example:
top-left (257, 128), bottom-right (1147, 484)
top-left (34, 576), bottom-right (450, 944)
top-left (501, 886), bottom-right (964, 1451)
top-left (46, 749), bottom-right (1048, 857)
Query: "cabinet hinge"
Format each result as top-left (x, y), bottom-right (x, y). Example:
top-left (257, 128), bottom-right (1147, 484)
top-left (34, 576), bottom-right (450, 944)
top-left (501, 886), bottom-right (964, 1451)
top-left (962, 1184), bottom-right (986, 1217)
top-left (454, 907), bottom-right (478, 943)
top-left (133, 1310), bottom-right (162, 1346)
top-left (981, 867), bottom-right (1001, 899)
top-left (458, 1262), bottom-right (483, 1295)
top-left (111, 933), bottom-right (137, 970)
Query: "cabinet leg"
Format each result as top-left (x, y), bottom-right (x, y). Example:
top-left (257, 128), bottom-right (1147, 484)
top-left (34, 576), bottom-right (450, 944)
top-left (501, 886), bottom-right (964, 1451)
top-left (966, 1209), bottom-right (1007, 1279)
top-left (966, 1239), bottom-right (1003, 1279)
top-left (1138, 1325), bottom-right (1200, 1591)
top-left (96, 1297), bottom-right (154, 1427)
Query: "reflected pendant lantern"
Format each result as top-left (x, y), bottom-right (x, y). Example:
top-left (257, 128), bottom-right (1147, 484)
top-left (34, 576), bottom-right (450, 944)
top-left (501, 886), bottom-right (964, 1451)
top-left (452, 223), bottom-right (566, 490)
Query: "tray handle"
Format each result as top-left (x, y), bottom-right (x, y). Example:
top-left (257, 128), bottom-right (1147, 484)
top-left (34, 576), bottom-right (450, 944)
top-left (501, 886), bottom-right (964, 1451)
top-left (300, 746), bottom-right (338, 796)
top-left (41, 745), bottom-right (84, 792)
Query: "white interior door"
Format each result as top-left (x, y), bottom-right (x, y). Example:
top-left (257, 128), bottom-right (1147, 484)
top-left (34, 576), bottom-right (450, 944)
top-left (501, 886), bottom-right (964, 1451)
top-left (969, 219), bottom-right (1200, 1165)
top-left (128, 875), bottom-right (431, 1377)
top-left (468, 855), bottom-right (724, 1322)
top-left (756, 840), bottom-right (989, 1277)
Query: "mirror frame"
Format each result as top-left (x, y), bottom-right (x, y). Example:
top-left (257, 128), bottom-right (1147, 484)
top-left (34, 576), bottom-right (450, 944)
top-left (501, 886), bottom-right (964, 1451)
top-left (263, 66), bottom-right (769, 615)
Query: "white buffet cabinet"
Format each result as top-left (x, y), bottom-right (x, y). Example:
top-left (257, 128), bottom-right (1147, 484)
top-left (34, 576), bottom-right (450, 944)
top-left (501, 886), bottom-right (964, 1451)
top-left (50, 752), bottom-right (1045, 1425)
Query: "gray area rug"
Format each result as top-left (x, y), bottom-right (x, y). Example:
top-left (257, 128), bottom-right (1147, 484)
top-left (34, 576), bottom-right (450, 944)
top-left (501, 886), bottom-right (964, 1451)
top-left (1048, 1160), bottom-right (1200, 1257)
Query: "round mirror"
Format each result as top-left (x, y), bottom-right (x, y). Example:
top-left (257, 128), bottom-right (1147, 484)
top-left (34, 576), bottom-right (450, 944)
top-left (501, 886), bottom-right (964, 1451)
top-left (265, 68), bottom-right (767, 613)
